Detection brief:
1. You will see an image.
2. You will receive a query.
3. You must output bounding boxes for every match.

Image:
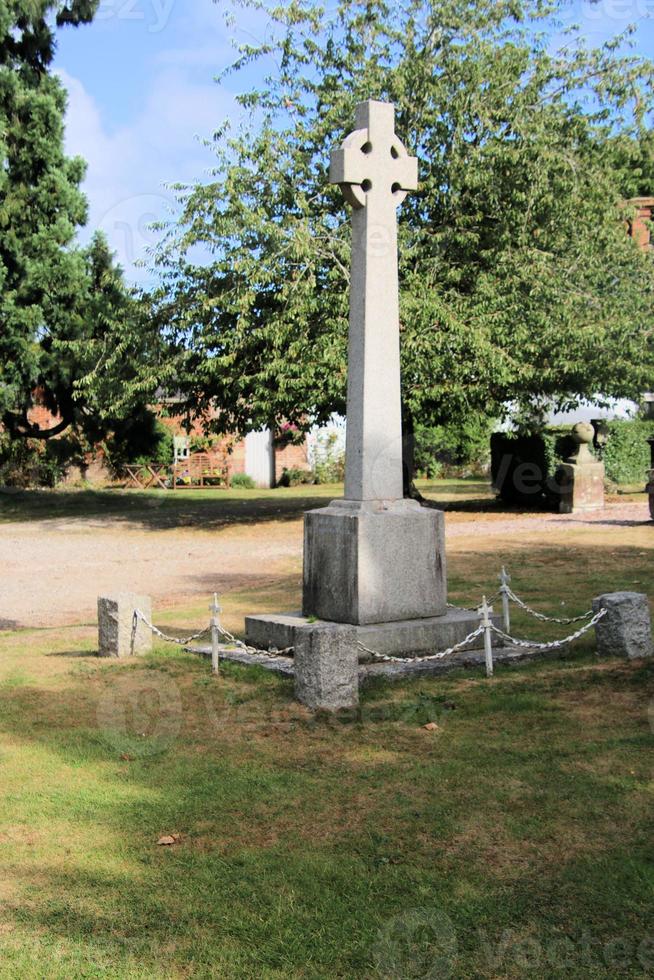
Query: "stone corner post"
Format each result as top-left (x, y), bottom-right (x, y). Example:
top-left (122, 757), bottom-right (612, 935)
top-left (294, 625), bottom-right (359, 710)
top-left (98, 593), bottom-right (153, 658)
top-left (592, 592), bottom-right (653, 660)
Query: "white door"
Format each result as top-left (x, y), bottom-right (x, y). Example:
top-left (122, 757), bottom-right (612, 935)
top-left (245, 429), bottom-right (275, 488)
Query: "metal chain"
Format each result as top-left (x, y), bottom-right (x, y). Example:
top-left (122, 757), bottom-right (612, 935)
top-left (134, 610), bottom-right (211, 645)
top-left (358, 625), bottom-right (486, 665)
top-left (447, 590), bottom-right (501, 613)
top-left (489, 607), bottom-right (607, 651)
top-left (215, 622), bottom-right (294, 658)
top-left (136, 579), bottom-right (606, 669)
top-left (505, 587), bottom-right (593, 625)
top-left (134, 609), bottom-right (293, 658)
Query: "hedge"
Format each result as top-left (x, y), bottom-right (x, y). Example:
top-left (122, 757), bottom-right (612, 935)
top-left (491, 419), bottom-right (654, 505)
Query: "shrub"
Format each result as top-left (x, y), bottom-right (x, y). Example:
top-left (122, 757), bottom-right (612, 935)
top-left (278, 467), bottom-right (314, 487)
top-left (0, 435), bottom-right (73, 488)
top-left (102, 411), bottom-right (174, 476)
top-left (312, 430), bottom-right (346, 484)
top-left (600, 420), bottom-right (653, 484)
top-left (414, 417), bottom-right (494, 478)
top-left (231, 472), bottom-right (256, 489)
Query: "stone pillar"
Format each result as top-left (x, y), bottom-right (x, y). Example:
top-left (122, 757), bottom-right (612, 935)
top-left (556, 422), bottom-right (605, 514)
top-left (98, 593), bottom-right (152, 658)
top-left (592, 592), bottom-right (653, 660)
top-left (294, 625), bottom-right (359, 710)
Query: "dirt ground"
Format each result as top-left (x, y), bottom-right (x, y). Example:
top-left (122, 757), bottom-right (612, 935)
top-left (0, 498), bottom-right (649, 630)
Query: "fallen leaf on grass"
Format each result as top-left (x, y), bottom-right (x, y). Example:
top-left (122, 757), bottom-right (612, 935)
top-left (422, 722), bottom-right (441, 732)
top-left (157, 834), bottom-right (182, 846)
top-left (120, 753), bottom-right (134, 762)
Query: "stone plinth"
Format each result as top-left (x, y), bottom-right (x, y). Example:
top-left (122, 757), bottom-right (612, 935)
top-left (592, 592), bottom-right (653, 660)
top-left (294, 624), bottom-right (359, 710)
top-left (246, 606), bottom-right (502, 659)
top-left (557, 460), bottom-right (605, 514)
top-left (302, 498), bottom-right (446, 625)
top-left (98, 593), bottom-right (152, 658)
top-left (555, 421), bottom-right (605, 514)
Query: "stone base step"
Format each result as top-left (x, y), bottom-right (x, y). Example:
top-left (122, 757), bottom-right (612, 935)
top-left (244, 608), bottom-right (503, 660)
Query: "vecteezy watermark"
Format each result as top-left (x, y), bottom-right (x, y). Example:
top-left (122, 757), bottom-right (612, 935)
top-left (372, 908), bottom-right (458, 979)
top-left (580, 0), bottom-right (654, 22)
top-left (98, 193), bottom-right (172, 272)
top-left (96, 673), bottom-right (183, 757)
top-left (371, 918), bottom-right (654, 977)
top-left (96, 0), bottom-right (176, 33)
top-left (475, 927), bottom-right (654, 973)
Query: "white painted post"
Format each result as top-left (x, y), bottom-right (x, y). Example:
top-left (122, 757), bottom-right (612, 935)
top-left (478, 596), bottom-right (494, 678)
top-left (210, 593), bottom-right (221, 675)
top-left (499, 566), bottom-right (511, 634)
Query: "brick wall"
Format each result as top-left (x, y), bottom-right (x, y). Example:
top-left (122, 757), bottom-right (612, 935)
top-left (275, 441), bottom-right (310, 483)
top-left (627, 196), bottom-right (653, 252)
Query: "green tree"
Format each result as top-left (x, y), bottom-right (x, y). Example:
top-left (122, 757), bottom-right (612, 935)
top-left (148, 0), bottom-right (654, 482)
top-left (0, 0), bottom-right (98, 438)
top-left (63, 232), bottom-right (161, 433)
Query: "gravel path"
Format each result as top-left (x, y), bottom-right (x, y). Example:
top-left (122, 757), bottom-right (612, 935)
top-left (445, 501), bottom-right (650, 537)
top-left (0, 501), bottom-right (649, 630)
top-left (0, 520), bottom-right (299, 630)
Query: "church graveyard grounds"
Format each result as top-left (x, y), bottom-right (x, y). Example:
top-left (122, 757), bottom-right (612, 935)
top-left (0, 482), bottom-right (652, 977)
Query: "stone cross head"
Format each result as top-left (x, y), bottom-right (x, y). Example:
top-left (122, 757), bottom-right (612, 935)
top-left (329, 100), bottom-right (418, 210)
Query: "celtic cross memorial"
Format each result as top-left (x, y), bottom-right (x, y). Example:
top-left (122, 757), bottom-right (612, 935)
top-left (329, 100), bottom-right (418, 501)
top-left (301, 100), bottom-right (447, 625)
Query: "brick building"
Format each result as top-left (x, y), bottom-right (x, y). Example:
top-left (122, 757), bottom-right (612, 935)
top-left (20, 391), bottom-right (310, 488)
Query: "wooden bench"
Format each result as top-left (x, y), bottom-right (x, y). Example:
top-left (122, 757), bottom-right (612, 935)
top-left (172, 452), bottom-right (230, 490)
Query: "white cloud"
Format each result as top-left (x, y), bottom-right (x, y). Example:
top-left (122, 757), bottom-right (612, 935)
top-left (57, 64), bottom-right (237, 283)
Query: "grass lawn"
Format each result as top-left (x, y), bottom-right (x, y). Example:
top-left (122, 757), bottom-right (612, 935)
top-left (0, 484), bottom-right (652, 978)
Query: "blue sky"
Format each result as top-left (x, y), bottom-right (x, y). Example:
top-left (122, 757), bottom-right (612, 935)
top-left (53, 0), bottom-right (654, 285)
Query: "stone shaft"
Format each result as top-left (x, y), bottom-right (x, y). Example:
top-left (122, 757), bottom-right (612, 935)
top-left (345, 197), bottom-right (403, 500)
top-left (557, 460), bottom-right (605, 514)
top-left (330, 100), bottom-right (418, 502)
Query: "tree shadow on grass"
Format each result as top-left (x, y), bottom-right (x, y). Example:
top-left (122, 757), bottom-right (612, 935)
top-left (0, 486), bottom-right (553, 532)
top-left (0, 487), bottom-right (339, 531)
